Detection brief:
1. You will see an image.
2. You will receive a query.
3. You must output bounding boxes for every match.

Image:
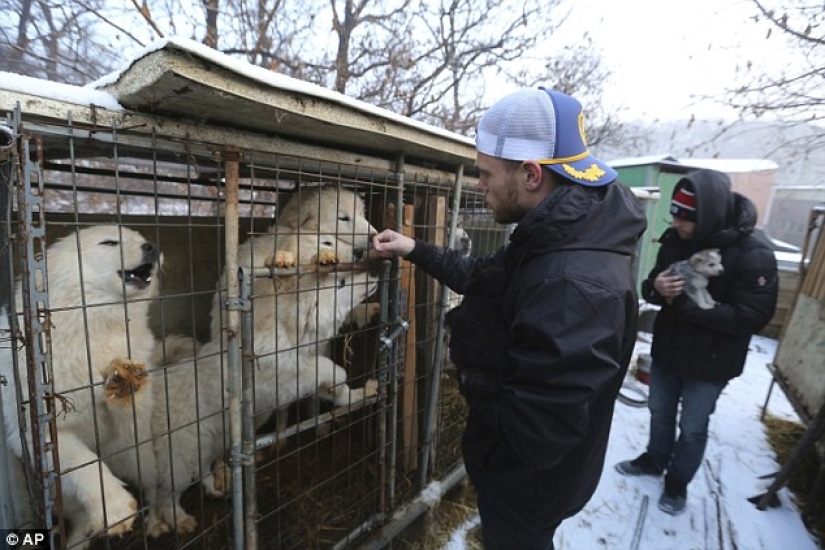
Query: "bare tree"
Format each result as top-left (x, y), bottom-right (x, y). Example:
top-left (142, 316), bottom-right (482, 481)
top-left (400, 0), bottom-right (551, 134)
top-left (219, 0), bottom-right (314, 73)
top-left (308, 0), bottom-right (573, 134)
top-left (500, 31), bottom-right (633, 150)
top-left (203, 0), bottom-right (219, 48)
top-left (0, 0), bottom-right (121, 83)
top-left (720, 1), bottom-right (825, 160)
top-left (0, 0), bottom-right (626, 144)
top-left (663, 0), bottom-right (825, 180)
top-left (736, 1), bottom-right (824, 122)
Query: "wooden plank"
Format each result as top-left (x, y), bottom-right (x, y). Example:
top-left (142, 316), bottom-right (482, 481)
top-left (422, 195), bottom-right (447, 460)
top-left (802, 227), bottom-right (825, 298)
top-left (768, 209), bottom-right (825, 422)
top-left (401, 204), bottom-right (419, 472)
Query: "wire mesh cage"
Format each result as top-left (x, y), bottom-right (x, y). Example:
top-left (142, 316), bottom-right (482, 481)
top-left (0, 80), bottom-right (499, 550)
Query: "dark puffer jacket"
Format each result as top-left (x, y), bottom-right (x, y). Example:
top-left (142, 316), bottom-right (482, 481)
top-left (642, 168), bottom-right (779, 383)
top-left (408, 180), bottom-right (646, 531)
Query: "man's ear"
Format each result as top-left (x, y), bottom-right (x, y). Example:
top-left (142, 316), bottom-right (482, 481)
top-left (522, 161), bottom-right (544, 191)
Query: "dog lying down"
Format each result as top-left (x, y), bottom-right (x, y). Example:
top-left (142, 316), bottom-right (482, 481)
top-left (667, 248), bottom-right (724, 309)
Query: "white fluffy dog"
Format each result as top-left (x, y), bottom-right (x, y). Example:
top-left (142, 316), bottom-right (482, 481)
top-left (210, 185), bottom-right (377, 343)
top-left (668, 248), bottom-right (725, 309)
top-left (152, 186), bottom-right (379, 535)
top-left (0, 225), bottom-right (161, 548)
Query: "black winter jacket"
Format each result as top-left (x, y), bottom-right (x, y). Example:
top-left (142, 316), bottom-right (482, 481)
top-left (408, 181), bottom-right (647, 529)
top-left (642, 169), bottom-right (779, 383)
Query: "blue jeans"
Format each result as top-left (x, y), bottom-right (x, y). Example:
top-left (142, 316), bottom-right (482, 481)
top-left (646, 362), bottom-right (727, 484)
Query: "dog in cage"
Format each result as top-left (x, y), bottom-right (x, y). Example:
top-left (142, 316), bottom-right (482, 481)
top-left (0, 225), bottom-right (162, 548)
top-left (207, 185), bottom-right (377, 345)
top-left (153, 185), bottom-right (376, 365)
top-left (667, 248), bottom-right (725, 309)
top-left (150, 235), bottom-right (381, 536)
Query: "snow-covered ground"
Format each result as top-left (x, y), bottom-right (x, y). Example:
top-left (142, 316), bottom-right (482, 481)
top-left (443, 334), bottom-right (820, 550)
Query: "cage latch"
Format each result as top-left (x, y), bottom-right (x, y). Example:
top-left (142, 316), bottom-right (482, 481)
top-left (225, 297), bottom-right (251, 312)
top-left (379, 318), bottom-right (409, 350)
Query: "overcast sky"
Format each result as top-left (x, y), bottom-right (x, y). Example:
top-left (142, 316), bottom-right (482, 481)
top-left (558, 0), bottom-right (784, 121)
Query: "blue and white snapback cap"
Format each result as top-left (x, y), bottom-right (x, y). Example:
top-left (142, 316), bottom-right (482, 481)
top-left (475, 87), bottom-right (616, 186)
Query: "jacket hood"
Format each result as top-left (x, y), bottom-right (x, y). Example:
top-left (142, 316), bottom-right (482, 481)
top-left (510, 181), bottom-right (647, 258)
top-left (672, 168), bottom-right (757, 249)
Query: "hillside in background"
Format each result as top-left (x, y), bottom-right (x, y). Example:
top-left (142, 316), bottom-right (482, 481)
top-left (603, 118), bottom-right (825, 187)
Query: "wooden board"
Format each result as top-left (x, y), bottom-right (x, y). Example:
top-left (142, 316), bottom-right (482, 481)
top-left (773, 212), bottom-right (825, 422)
top-left (400, 204), bottom-right (419, 471)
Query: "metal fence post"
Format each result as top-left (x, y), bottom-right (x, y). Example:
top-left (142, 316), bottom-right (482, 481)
top-left (17, 122), bottom-right (62, 548)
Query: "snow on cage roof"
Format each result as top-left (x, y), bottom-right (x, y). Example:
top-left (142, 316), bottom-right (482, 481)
top-left (0, 71), bottom-right (122, 111)
top-left (1, 37), bottom-right (477, 172)
top-left (89, 37), bottom-right (473, 147)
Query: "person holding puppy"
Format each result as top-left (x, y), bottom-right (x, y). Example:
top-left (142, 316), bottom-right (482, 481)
top-left (373, 88), bottom-right (647, 549)
top-left (616, 168), bottom-right (779, 515)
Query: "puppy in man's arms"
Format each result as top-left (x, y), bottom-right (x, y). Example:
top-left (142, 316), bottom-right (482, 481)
top-left (668, 248), bottom-right (724, 309)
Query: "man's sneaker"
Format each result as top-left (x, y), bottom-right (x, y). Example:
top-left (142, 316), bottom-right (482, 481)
top-left (615, 453), bottom-right (663, 477)
top-left (658, 474), bottom-right (688, 515)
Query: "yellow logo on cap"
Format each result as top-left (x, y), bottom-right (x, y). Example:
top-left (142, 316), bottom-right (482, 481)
top-left (562, 163), bottom-right (606, 182)
top-left (578, 111), bottom-right (588, 147)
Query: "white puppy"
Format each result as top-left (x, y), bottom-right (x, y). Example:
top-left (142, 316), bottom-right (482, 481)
top-left (668, 248), bottom-right (725, 309)
top-left (150, 235), bottom-right (379, 536)
top-left (0, 225), bottom-right (161, 548)
top-left (267, 185), bottom-right (377, 266)
top-left (210, 185), bottom-right (377, 343)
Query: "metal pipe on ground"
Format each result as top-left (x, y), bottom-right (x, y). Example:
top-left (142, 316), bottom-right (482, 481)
top-left (357, 463), bottom-right (468, 549)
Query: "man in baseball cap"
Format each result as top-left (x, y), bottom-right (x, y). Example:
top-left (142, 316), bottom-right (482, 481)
top-left (373, 87), bottom-right (646, 549)
top-left (475, 87), bottom-right (617, 186)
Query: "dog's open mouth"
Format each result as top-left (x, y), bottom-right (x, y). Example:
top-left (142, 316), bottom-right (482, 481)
top-left (119, 263), bottom-right (154, 289)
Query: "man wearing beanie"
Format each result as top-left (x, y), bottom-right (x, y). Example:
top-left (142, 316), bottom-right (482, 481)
top-left (616, 168), bottom-right (778, 516)
top-left (372, 87), bottom-right (647, 549)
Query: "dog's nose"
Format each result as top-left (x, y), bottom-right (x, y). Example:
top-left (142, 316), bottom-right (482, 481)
top-left (142, 242), bottom-right (159, 263)
top-left (353, 248), bottom-right (365, 261)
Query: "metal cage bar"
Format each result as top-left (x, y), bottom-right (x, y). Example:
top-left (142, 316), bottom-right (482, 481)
top-left (17, 127), bottom-right (62, 546)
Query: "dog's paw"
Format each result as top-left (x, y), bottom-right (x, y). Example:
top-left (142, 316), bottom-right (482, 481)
top-left (101, 358), bottom-right (149, 407)
top-left (363, 379), bottom-right (379, 399)
top-left (175, 513), bottom-right (197, 534)
top-left (145, 513), bottom-right (172, 538)
top-left (265, 250), bottom-right (296, 269)
top-left (328, 379), bottom-right (379, 407)
top-left (315, 248), bottom-right (340, 265)
top-left (102, 493), bottom-right (138, 537)
top-left (203, 458), bottom-right (231, 497)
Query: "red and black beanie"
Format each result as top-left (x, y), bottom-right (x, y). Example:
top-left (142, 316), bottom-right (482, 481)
top-left (670, 181), bottom-right (697, 221)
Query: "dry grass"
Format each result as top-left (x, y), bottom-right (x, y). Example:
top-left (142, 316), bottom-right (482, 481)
top-left (763, 413), bottom-right (825, 544)
top-left (392, 481), bottom-right (480, 550)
